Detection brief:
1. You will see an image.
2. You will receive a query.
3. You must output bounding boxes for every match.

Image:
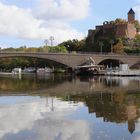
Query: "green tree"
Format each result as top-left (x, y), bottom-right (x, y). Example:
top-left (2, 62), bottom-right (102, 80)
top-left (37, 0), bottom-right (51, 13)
top-left (48, 46), bottom-right (68, 53)
top-left (133, 20), bottom-right (140, 31)
top-left (59, 39), bottom-right (86, 52)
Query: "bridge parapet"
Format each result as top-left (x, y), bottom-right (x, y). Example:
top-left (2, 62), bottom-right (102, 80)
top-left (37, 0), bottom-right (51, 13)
top-left (0, 52), bottom-right (139, 68)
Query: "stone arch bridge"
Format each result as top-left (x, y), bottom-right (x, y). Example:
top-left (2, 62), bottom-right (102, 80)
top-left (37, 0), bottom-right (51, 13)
top-left (0, 52), bottom-right (139, 68)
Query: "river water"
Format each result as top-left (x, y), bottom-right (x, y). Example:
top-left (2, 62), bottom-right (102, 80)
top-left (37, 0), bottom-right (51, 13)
top-left (0, 74), bottom-right (140, 140)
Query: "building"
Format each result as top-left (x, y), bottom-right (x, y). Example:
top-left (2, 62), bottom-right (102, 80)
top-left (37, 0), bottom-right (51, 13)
top-left (87, 8), bottom-right (138, 49)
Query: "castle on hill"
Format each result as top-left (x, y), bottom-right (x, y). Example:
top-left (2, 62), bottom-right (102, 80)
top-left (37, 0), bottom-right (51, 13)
top-left (87, 8), bottom-right (138, 48)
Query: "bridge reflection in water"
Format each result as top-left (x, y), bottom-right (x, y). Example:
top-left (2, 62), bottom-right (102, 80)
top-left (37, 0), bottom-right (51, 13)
top-left (0, 74), bottom-right (140, 140)
top-left (0, 74), bottom-right (139, 94)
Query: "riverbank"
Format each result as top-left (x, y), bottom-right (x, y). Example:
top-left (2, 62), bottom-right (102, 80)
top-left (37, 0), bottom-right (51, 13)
top-left (0, 72), bottom-right (13, 75)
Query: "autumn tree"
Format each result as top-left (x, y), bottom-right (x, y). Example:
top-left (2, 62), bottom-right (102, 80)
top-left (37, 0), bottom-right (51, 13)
top-left (114, 18), bottom-right (127, 24)
top-left (112, 39), bottom-right (124, 54)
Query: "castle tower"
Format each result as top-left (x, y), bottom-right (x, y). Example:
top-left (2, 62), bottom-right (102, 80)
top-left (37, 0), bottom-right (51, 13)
top-left (128, 8), bottom-right (135, 23)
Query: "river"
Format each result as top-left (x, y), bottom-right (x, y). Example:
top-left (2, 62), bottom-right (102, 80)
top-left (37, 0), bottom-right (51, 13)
top-left (0, 73), bottom-right (140, 140)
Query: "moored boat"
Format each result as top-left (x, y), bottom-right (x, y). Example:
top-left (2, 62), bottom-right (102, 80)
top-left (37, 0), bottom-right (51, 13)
top-left (12, 68), bottom-right (22, 74)
top-left (74, 57), bottom-right (105, 75)
top-left (105, 64), bottom-right (140, 76)
top-left (74, 65), bottom-right (105, 75)
top-left (37, 67), bottom-right (54, 74)
top-left (23, 67), bottom-right (36, 73)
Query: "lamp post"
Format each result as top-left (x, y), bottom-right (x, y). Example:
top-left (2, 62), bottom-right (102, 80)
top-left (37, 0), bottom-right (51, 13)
top-left (67, 45), bottom-right (70, 53)
top-left (44, 39), bottom-right (49, 46)
top-left (50, 36), bottom-right (54, 47)
top-left (110, 40), bottom-right (114, 54)
top-left (44, 39), bottom-right (49, 52)
top-left (99, 42), bottom-right (103, 55)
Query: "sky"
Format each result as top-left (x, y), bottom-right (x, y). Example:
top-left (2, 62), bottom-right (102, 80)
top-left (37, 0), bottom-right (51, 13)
top-left (0, 0), bottom-right (140, 48)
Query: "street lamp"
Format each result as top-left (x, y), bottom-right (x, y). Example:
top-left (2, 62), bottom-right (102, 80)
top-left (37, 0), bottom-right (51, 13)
top-left (110, 40), bottom-right (114, 53)
top-left (99, 42), bottom-right (103, 55)
top-left (67, 45), bottom-right (70, 53)
top-left (50, 36), bottom-right (54, 47)
top-left (44, 39), bottom-right (49, 46)
top-left (44, 39), bottom-right (49, 52)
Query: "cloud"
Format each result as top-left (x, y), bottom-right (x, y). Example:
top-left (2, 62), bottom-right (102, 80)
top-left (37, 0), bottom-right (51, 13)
top-left (133, 1), bottom-right (140, 21)
top-left (0, 2), bottom-right (44, 39)
top-left (133, 6), bottom-right (140, 20)
top-left (34, 0), bottom-right (90, 21)
top-left (0, 0), bottom-right (89, 44)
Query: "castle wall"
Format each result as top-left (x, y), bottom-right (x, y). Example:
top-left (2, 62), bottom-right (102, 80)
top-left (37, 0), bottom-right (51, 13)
top-left (88, 29), bottom-right (95, 37)
top-left (115, 24), bottom-right (128, 37)
top-left (115, 23), bottom-right (136, 38)
top-left (103, 24), bottom-right (114, 29)
top-left (87, 30), bottom-right (96, 46)
top-left (126, 23), bottom-right (137, 38)
top-left (96, 25), bottom-right (103, 30)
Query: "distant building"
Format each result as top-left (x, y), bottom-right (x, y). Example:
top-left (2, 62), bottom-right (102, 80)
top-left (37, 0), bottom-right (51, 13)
top-left (87, 8), bottom-right (138, 48)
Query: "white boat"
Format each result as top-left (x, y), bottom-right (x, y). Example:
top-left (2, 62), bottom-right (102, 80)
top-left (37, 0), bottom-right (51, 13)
top-left (12, 68), bottom-right (22, 74)
top-left (23, 67), bottom-right (36, 73)
top-left (106, 64), bottom-right (140, 76)
top-left (37, 67), bottom-right (54, 74)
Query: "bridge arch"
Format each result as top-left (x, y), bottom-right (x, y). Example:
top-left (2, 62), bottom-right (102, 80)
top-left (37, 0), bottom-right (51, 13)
top-left (0, 54), bottom-right (70, 68)
top-left (130, 61), bottom-right (140, 69)
top-left (98, 59), bottom-right (124, 67)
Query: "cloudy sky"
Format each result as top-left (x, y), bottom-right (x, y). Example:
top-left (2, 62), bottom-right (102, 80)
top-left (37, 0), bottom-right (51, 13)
top-left (0, 0), bottom-right (139, 48)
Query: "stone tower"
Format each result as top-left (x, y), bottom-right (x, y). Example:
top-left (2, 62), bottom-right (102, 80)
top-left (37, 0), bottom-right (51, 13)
top-left (128, 8), bottom-right (135, 23)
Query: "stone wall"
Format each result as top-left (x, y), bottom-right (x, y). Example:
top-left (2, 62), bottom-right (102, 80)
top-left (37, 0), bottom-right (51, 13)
top-left (115, 23), bottom-right (137, 38)
top-left (115, 24), bottom-right (127, 37)
top-left (126, 23), bottom-right (137, 38)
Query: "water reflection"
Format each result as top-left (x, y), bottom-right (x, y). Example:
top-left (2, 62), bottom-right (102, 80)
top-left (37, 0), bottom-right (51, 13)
top-left (0, 96), bottom-right (90, 140)
top-left (0, 74), bottom-right (139, 94)
top-left (0, 74), bottom-right (140, 140)
top-left (0, 74), bottom-right (67, 93)
top-left (70, 91), bottom-right (140, 134)
top-left (0, 93), bottom-right (140, 140)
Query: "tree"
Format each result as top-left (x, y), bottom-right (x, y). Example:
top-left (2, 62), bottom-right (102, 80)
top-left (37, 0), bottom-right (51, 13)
top-left (134, 34), bottom-right (140, 47)
top-left (99, 42), bottom-right (103, 54)
top-left (59, 39), bottom-right (86, 52)
top-left (48, 46), bottom-right (68, 53)
top-left (133, 20), bottom-right (140, 31)
top-left (114, 18), bottom-right (127, 24)
top-left (110, 40), bottom-right (114, 53)
top-left (113, 39), bottom-right (124, 54)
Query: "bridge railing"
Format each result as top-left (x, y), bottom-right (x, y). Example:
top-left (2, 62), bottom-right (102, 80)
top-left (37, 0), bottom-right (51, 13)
top-left (76, 51), bottom-right (140, 56)
top-left (0, 51), bottom-right (139, 56)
